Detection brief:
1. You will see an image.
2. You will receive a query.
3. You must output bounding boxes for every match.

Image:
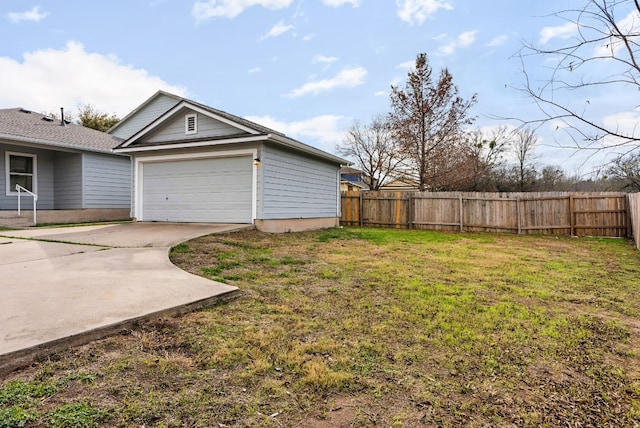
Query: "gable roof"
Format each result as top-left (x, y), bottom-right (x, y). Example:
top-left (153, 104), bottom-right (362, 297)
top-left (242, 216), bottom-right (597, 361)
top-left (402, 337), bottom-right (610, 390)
top-left (0, 108), bottom-right (123, 154)
top-left (113, 91), bottom-right (349, 165)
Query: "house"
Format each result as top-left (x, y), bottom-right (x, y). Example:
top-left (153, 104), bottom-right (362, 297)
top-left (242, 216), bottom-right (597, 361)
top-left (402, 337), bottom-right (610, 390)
top-left (112, 91), bottom-right (348, 232)
top-left (340, 166), bottom-right (370, 193)
top-left (0, 108), bottom-right (131, 222)
top-left (379, 177), bottom-right (420, 192)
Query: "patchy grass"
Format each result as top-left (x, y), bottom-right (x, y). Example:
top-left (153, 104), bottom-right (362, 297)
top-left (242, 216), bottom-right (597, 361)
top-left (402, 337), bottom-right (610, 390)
top-left (3, 227), bottom-right (640, 427)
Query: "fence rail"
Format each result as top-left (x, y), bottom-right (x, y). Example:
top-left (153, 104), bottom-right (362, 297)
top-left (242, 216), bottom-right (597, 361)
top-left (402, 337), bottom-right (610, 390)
top-left (341, 191), bottom-right (634, 239)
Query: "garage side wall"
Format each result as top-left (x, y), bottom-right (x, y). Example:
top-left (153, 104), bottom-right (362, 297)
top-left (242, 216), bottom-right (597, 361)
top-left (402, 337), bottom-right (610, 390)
top-left (82, 153), bottom-right (131, 209)
top-left (258, 144), bottom-right (339, 230)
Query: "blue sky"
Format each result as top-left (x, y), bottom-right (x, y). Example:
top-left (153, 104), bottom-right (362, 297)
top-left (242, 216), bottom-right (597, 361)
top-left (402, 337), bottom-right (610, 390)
top-left (0, 0), bottom-right (635, 174)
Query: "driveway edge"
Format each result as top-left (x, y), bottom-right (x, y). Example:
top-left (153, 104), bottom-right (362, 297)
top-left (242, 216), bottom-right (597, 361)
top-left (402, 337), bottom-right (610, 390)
top-left (0, 288), bottom-right (242, 377)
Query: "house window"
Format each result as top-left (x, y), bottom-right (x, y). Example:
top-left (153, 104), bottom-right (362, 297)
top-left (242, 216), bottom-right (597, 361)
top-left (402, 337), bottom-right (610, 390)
top-left (5, 151), bottom-right (37, 195)
top-left (185, 113), bottom-right (197, 135)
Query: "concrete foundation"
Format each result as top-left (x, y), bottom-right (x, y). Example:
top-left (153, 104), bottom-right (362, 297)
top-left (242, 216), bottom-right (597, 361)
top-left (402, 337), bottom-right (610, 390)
top-left (255, 217), bottom-right (339, 233)
top-left (0, 209), bottom-right (131, 227)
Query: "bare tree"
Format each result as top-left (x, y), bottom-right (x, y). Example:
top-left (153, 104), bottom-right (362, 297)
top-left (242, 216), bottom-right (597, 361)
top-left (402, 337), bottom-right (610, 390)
top-left (537, 165), bottom-right (569, 191)
top-left (389, 53), bottom-right (477, 191)
top-left (336, 116), bottom-right (404, 190)
top-left (462, 126), bottom-right (510, 190)
top-left (512, 128), bottom-right (539, 191)
top-left (518, 0), bottom-right (640, 154)
top-left (605, 152), bottom-right (640, 191)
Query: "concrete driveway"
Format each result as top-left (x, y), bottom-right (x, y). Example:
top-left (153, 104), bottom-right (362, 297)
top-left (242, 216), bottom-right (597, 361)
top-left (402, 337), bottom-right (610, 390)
top-left (0, 222), bottom-right (250, 374)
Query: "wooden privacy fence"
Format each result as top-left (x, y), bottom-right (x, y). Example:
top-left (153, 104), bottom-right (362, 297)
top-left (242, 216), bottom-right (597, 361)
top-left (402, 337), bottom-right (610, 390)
top-left (629, 193), bottom-right (640, 249)
top-left (341, 191), bottom-right (634, 238)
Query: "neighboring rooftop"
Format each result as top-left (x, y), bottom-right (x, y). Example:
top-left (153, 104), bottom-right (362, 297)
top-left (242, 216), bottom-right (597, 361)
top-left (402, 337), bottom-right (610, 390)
top-left (0, 108), bottom-right (123, 154)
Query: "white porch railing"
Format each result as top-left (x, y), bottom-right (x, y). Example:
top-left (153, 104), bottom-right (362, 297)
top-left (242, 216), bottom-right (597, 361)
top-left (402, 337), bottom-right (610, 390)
top-left (16, 184), bottom-right (38, 224)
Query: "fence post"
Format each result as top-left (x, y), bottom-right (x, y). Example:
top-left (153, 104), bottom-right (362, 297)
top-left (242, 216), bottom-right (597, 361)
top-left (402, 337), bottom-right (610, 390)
top-left (459, 194), bottom-right (464, 232)
top-left (344, 192), bottom-right (350, 225)
top-left (569, 194), bottom-right (575, 236)
top-left (408, 192), bottom-right (414, 229)
top-left (395, 192), bottom-right (402, 228)
top-left (516, 197), bottom-right (521, 235)
top-left (358, 192), bottom-right (364, 227)
top-left (625, 195), bottom-right (632, 238)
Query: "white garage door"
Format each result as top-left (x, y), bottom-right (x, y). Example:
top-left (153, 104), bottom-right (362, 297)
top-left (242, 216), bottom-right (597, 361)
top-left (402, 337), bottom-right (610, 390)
top-left (142, 156), bottom-right (253, 223)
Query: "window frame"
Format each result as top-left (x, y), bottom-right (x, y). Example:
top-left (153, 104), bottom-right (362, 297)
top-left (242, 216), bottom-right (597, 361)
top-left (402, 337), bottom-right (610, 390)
top-left (185, 113), bottom-right (197, 135)
top-left (5, 151), bottom-right (38, 196)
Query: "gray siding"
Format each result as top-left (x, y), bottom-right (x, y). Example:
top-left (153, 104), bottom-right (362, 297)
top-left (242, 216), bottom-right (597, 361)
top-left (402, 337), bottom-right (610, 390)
top-left (54, 152), bottom-right (83, 209)
top-left (83, 153), bottom-right (131, 209)
top-left (146, 112), bottom-right (245, 144)
top-left (0, 143), bottom-right (55, 210)
top-left (259, 144), bottom-right (339, 219)
top-left (110, 94), bottom-right (179, 140)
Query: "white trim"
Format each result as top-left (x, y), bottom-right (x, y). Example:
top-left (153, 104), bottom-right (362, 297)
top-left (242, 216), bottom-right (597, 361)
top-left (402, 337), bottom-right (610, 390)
top-left (134, 148), bottom-right (257, 223)
top-left (185, 113), bottom-right (197, 135)
top-left (5, 151), bottom-right (37, 196)
top-left (115, 134), bottom-right (269, 153)
top-left (119, 101), bottom-right (260, 148)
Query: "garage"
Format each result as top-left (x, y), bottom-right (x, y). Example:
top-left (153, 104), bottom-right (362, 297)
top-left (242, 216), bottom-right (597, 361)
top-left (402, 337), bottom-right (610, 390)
top-left (141, 156), bottom-right (253, 223)
top-left (113, 91), bottom-right (347, 232)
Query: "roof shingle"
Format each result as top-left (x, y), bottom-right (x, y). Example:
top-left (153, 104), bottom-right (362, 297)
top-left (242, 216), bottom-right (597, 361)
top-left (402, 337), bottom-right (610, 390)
top-left (0, 108), bottom-right (123, 153)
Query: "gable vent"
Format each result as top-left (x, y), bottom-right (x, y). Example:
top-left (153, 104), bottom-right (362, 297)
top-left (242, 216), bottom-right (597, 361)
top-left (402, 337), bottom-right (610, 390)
top-left (185, 113), bottom-right (197, 135)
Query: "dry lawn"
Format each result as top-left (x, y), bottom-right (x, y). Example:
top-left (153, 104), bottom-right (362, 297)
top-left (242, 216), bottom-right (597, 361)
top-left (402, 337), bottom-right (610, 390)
top-left (2, 227), bottom-right (640, 427)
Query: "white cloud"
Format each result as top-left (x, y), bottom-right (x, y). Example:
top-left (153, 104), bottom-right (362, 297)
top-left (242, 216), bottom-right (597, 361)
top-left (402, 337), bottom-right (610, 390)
top-left (396, 0), bottom-right (453, 25)
top-left (0, 41), bottom-right (186, 117)
top-left (486, 34), bottom-right (508, 47)
top-left (245, 114), bottom-right (348, 152)
top-left (248, 66), bottom-right (262, 73)
top-left (601, 111), bottom-right (640, 145)
top-left (313, 54), bottom-right (338, 64)
top-left (8, 6), bottom-right (49, 23)
top-left (322, 0), bottom-right (360, 6)
top-left (192, 0), bottom-right (293, 20)
top-left (285, 67), bottom-right (367, 98)
top-left (260, 20), bottom-right (294, 40)
top-left (395, 60), bottom-right (415, 69)
top-left (594, 10), bottom-right (640, 56)
top-left (313, 54), bottom-right (338, 71)
top-left (539, 22), bottom-right (576, 44)
top-left (438, 30), bottom-right (478, 56)
top-left (374, 90), bottom-right (387, 97)
top-left (432, 33), bottom-right (448, 41)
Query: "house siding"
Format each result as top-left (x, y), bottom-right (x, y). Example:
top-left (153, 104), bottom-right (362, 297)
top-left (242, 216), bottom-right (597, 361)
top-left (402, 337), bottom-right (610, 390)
top-left (83, 153), bottom-right (131, 209)
top-left (110, 94), bottom-right (179, 140)
top-left (259, 144), bottom-right (339, 219)
top-left (0, 143), bottom-right (55, 210)
top-left (54, 152), bottom-right (83, 209)
top-left (146, 112), bottom-right (244, 144)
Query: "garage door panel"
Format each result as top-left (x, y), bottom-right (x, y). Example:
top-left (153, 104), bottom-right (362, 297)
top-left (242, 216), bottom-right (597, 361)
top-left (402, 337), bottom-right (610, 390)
top-left (142, 156), bottom-right (252, 223)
